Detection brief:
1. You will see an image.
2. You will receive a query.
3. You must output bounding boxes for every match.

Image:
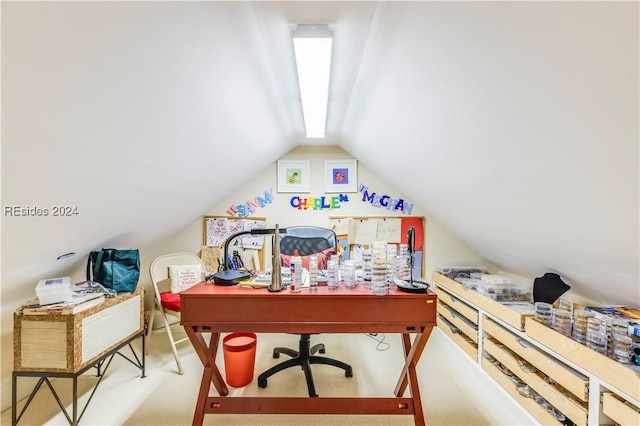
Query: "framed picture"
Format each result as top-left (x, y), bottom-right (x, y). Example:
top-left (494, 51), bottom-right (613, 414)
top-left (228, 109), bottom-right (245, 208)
top-left (324, 159), bottom-right (358, 192)
top-left (277, 160), bottom-right (310, 193)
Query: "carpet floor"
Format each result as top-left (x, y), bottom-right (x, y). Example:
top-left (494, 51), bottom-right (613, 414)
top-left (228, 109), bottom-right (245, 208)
top-left (2, 327), bottom-right (534, 425)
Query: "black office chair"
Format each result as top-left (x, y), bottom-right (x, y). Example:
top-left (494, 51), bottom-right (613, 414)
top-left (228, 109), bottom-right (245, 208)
top-left (257, 226), bottom-right (353, 397)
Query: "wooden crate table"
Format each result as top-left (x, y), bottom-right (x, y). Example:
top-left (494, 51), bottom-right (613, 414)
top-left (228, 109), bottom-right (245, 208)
top-left (12, 288), bottom-right (146, 425)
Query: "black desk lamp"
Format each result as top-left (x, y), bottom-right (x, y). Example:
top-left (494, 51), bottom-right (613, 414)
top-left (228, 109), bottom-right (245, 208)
top-left (213, 227), bottom-right (287, 286)
top-left (408, 226), bottom-right (415, 285)
top-left (395, 226), bottom-right (429, 293)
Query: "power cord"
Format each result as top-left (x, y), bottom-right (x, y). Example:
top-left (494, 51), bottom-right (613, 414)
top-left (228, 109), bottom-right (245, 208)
top-left (366, 333), bottom-right (390, 351)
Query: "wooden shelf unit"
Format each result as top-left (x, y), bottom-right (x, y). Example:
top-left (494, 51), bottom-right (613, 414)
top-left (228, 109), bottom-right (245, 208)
top-left (433, 285), bottom-right (478, 361)
top-left (433, 272), bottom-right (640, 426)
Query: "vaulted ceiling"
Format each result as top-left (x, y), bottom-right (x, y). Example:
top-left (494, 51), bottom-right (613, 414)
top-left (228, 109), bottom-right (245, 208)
top-left (2, 2), bottom-right (638, 305)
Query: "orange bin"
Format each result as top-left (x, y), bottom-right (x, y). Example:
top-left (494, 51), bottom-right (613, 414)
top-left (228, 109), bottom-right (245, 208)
top-left (223, 333), bottom-right (257, 387)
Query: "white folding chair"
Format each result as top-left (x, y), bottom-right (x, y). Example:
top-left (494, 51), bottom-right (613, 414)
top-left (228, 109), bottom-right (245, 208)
top-left (146, 253), bottom-right (204, 374)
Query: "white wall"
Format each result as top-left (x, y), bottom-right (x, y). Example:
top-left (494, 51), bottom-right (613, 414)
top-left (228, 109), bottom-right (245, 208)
top-left (144, 145), bottom-right (491, 303)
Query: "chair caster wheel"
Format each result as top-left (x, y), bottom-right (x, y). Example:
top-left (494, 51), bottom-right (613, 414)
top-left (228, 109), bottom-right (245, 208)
top-left (273, 352), bottom-right (280, 359)
top-left (319, 348), bottom-right (326, 354)
top-left (258, 377), bottom-right (267, 388)
top-left (345, 369), bottom-right (353, 378)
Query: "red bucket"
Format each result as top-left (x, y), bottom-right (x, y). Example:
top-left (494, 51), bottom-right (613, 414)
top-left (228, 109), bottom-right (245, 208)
top-left (223, 333), bottom-right (257, 387)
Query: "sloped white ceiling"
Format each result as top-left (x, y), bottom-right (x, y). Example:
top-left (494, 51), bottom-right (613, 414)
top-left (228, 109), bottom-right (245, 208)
top-left (2, 2), bottom-right (294, 287)
top-left (2, 2), bottom-right (638, 305)
top-left (341, 1), bottom-right (639, 304)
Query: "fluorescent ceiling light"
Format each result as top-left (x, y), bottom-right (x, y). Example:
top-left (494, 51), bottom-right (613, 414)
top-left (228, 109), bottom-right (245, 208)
top-left (293, 24), bottom-right (333, 138)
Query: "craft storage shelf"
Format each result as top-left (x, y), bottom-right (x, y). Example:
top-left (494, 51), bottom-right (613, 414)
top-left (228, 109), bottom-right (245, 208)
top-left (433, 285), bottom-right (478, 360)
top-left (483, 336), bottom-right (588, 425)
top-left (433, 272), bottom-right (640, 426)
top-left (525, 318), bottom-right (640, 403)
top-left (602, 393), bottom-right (640, 425)
top-left (433, 272), bottom-right (532, 331)
top-left (482, 357), bottom-right (564, 425)
top-left (484, 318), bottom-right (589, 401)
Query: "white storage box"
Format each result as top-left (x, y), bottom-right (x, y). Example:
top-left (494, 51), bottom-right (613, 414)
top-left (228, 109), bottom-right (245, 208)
top-left (36, 277), bottom-right (72, 305)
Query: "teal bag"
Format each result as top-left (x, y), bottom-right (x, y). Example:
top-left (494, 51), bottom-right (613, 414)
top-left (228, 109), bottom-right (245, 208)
top-left (86, 248), bottom-right (140, 294)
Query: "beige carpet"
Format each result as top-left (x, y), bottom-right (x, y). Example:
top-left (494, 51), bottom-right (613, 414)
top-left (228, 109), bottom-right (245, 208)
top-left (2, 329), bottom-right (534, 425)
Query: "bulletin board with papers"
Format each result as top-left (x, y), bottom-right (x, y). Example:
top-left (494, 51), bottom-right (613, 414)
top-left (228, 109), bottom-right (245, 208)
top-left (202, 216), bottom-right (267, 272)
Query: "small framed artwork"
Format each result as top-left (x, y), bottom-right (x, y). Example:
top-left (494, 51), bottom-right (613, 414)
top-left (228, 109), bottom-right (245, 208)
top-left (324, 159), bottom-right (358, 192)
top-left (277, 160), bottom-right (310, 193)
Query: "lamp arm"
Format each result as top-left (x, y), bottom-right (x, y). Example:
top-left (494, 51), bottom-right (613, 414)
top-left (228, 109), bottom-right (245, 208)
top-left (223, 228), bottom-right (288, 270)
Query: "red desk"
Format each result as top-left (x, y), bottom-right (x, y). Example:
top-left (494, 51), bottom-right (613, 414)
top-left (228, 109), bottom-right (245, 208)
top-left (180, 282), bottom-right (437, 426)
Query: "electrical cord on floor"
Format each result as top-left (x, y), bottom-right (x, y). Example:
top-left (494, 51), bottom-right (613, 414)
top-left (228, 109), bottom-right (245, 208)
top-left (366, 333), bottom-right (390, 351)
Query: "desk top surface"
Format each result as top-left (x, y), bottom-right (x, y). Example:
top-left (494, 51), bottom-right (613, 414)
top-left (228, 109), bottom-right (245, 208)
top-left (181, 281), bottom-right (436, 299)
top-left (180, 282), bottom-right (437, 332)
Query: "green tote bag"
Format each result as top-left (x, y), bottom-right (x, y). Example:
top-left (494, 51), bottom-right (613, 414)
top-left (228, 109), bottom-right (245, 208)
top-left (86, 248), bottom-right (140, 294)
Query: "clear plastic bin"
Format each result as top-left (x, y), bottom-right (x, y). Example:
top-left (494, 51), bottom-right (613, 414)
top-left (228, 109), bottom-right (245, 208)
top-left (476, 281), bottom-right (531, 301)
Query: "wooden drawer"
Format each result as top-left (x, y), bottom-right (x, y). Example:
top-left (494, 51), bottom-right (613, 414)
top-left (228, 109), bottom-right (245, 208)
top-left (484, 318), bottom-right (588, 401)
top-left (526, 317), bottom-right (640, 401)
top-left (433, 286), bottom-right (478, 325)
top-left (482, 357), bottom-right (562, 426)
top-left (433, 272), bottom-right (533, 331)
top-left (602, 392), bottom-right (640, 426)
top-left (14, 289), bottom-right (144, 373)
top-left (484, 338), bottom-right (587, 425)
top-left (436, 302), bottom-right (478, 344)
top-left (438, 314), bottom-right (478, 360)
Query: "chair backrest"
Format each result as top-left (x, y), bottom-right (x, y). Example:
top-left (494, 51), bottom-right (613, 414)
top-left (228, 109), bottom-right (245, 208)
top-left (149, 253), bottom-right (204, 306)
top-left (280, 226), bottom-right (336, 256)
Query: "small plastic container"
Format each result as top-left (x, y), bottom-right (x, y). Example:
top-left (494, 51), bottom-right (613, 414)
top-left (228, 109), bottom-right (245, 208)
top-left (552, 309), bottom-right (572, 337)
top-left (587, 317), bottom-right (604, 333)
top-left (342, 260), bottom-right (356, 288)
top-left (223, 333), bottom-right (257, 387)
top-left (610, 318), bottom-right (629, 336)
top-left (308, 256), bottom-right (318, 288)
top-left (371, 241), bottom-right (388, 296)
top-left (362, 248), bottom-right (372, 284)
top-left (558, 297), bottom-right (573, 313)
top-left (572, 310), bottom-right (594, 344)
top-left (480, 274), bottom-right (511, 284)
top-left (385, 245), bottom-right (397, 285)
top-left (326, 259), bottom-right (339, 289)
top-left (587, 331), bottom-right (608, 355)
top-left (572, 327), bottom-right (587, 344)
top-left (535, 302), bottom-right (553, 327)
top-left (573, 309), bottom-right (594, 324)
top-left (477, 280), bottom-right (531, 301)
top-left (612, 334), bottom-right (632, 364)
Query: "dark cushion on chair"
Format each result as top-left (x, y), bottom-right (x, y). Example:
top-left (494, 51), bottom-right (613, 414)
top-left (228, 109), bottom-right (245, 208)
top-left (160, 291), bottom-right (181, 311)
top-left (280, 247), bottom-right (335, 270)
top-left (280, 235), bottom-right (333, 256)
